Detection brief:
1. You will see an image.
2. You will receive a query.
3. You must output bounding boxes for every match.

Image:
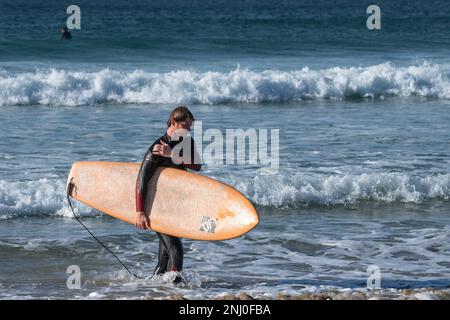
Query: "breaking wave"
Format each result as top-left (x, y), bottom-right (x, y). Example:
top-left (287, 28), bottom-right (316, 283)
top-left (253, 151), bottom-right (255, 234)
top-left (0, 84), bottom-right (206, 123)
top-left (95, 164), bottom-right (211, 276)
top-left (2, 62), bottom-right (450, 106)
top-left (226, 172), bottom-right (450, 207)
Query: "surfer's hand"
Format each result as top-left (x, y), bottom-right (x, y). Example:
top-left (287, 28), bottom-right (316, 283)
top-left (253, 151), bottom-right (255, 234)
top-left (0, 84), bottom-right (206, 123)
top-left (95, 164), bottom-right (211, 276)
top-left (135, 211), bottom-right (150, 230)
top-left (152, 140), bottom-right (172, 158)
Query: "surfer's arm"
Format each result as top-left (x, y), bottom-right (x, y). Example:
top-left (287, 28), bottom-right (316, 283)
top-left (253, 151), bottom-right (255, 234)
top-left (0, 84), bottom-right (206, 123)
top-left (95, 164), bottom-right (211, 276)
top-left (183, 138), bottom-right (202, 171)
top-left (183, 163), bottom-right (201, 171)
top-left (152, 138), bottom-right (201, 171)
top-left (135, 150), bottom-right (160, 213)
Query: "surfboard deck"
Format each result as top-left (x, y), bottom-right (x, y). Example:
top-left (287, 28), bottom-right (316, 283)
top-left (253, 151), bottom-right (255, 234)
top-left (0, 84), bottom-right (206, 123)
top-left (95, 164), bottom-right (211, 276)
top-left (66, 161), bottom-right (259, 240)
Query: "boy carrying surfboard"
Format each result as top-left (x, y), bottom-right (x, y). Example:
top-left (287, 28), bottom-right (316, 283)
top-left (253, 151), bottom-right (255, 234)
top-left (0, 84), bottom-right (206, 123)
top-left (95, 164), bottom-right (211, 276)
top-left (135, 106), bottom-right (201, 283)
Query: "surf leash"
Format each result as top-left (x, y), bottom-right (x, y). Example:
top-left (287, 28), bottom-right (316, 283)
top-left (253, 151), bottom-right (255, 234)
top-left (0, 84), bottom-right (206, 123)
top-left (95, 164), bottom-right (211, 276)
top-left (66, 181), bottom-right (147, 280)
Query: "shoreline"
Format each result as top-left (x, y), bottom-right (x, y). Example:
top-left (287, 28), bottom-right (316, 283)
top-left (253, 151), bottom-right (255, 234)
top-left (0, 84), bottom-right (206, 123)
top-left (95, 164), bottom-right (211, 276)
top-left (160, 288), bottom-right (450, 300)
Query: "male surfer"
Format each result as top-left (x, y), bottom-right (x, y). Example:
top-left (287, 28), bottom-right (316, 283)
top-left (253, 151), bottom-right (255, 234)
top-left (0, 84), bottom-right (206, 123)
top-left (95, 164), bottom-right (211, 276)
top-left (135, 106), bottom-right (201, 283)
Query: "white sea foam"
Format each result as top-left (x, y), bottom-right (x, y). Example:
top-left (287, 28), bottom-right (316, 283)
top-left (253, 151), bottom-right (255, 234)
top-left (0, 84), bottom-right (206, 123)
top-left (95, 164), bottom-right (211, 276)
top-left (224, 171), bottom-right (450, 207)
top-left (1, 62), bottom-right (450, 106)
top-left (0, 172), bottom-right (448, 218)
top-left (0, 178), bottom-right (94, 218)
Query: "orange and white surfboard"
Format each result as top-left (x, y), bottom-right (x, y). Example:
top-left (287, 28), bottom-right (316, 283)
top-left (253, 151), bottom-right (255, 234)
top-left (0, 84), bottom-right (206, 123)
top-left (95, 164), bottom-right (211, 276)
top-left (66, 161), bottom-right (259, 240)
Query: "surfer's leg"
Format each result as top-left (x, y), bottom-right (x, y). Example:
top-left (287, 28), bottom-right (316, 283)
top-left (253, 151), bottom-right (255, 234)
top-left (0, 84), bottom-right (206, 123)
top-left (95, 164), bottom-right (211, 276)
top-left (154, 233), bottom-right (169, 275)
top-left (158, 233), bottom-right (183, 283)
top-left (158, 234), bottom-right (183, 271)
top-left (168, 236), bottom-right (183, 272)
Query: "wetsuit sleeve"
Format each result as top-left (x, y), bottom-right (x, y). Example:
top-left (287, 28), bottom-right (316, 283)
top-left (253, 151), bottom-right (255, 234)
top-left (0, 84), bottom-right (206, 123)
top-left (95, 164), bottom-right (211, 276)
top-left (191, 137), bottom-right (201, 165)
top-left (135, 147), bottom-right (161, 213)
top-left (182, 137), bottom-right (202, 171)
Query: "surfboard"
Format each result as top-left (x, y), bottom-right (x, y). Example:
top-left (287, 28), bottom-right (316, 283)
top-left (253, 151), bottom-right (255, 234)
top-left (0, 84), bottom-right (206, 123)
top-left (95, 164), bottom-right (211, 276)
top-left (66, 161), bottom-right (259, 240)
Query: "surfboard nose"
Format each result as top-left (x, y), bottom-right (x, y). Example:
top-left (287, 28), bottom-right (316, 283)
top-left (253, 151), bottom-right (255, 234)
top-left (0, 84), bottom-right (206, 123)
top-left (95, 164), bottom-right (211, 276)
top-left (218, 199), bottom-right (259, 239)
top-left (246, 202), bottom-right (260, 229)
top-left (245, 202), bottom-right (259, 227)
top-left (236, 202), bottom-right (259, 238)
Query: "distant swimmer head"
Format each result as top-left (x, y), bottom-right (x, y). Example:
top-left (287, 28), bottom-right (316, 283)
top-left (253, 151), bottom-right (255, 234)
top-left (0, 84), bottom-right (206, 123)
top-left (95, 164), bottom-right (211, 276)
top-left (60, 26), bottom-right (72, 40)
top-left (166, 106), bottom-right (195, 132)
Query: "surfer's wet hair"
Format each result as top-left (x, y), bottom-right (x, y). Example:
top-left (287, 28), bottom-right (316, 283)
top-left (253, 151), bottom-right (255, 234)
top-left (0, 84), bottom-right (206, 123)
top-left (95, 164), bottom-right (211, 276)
top-left (167, 106), bottom-right (195, 127)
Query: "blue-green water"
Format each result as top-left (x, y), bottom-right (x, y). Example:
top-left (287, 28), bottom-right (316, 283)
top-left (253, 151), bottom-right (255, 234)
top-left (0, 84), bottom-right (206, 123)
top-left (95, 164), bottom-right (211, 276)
top-left (0, 0), bottom-right (449, 299)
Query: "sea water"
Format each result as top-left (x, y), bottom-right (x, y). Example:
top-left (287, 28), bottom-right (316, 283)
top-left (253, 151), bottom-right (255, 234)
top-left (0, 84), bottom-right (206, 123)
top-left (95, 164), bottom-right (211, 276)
top-left (0, 0), bottom-right (449, 299)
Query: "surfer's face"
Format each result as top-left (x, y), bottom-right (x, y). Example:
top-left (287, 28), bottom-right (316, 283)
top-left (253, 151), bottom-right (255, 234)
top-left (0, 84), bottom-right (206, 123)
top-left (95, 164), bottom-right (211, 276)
top-left (173, 119), bottom-right (192, 132)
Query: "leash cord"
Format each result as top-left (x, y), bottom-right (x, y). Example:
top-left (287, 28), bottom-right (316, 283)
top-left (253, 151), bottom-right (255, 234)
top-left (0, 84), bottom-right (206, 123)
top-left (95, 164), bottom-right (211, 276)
top-left (66, 192), bottom-right (145, 280)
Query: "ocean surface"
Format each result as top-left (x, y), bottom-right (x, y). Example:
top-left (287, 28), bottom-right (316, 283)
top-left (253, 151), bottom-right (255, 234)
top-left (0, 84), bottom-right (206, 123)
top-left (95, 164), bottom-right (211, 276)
top-left (0, 0), bottom-right (449, 299)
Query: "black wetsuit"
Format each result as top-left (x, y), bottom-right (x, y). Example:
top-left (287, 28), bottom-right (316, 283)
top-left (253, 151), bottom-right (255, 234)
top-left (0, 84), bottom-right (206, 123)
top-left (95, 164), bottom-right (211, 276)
top-left (135, 132), bottom-right (195, 277)
top-left (61, 30), bottom-right (72, 40)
